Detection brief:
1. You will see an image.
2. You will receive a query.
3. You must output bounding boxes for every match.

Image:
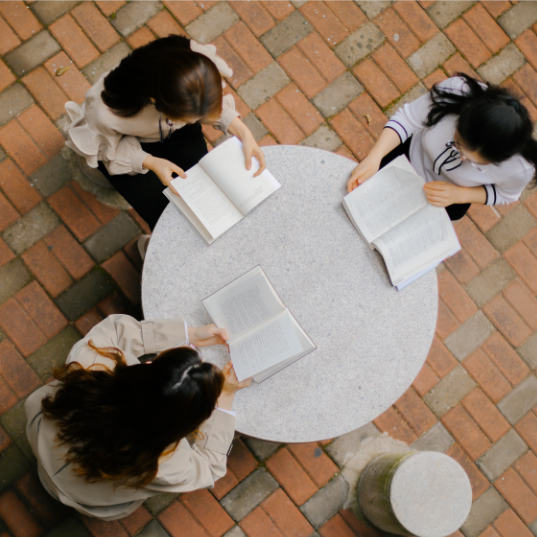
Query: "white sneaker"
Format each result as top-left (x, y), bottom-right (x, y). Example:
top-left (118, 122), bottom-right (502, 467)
top-left (137, 235), bottom-right (151, 262)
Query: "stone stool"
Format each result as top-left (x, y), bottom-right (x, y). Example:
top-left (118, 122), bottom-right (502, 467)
top-left (358, 451), bottom-right (472, 537)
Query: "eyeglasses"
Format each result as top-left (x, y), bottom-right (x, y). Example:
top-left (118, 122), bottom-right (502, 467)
top-left (446, 140), bottom-right (488, 173)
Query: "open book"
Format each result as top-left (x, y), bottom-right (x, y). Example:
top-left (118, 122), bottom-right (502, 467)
top-left (202, 266), bottom-right (316, 383)
top-left (343, 155), bottom-right (461, 290)
top-left (164, 136), bottom-right (280, 244)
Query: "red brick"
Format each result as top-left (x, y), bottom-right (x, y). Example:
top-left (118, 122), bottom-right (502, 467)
top-left (374, 8), bottom-right (420, 59)
top-left (505, 242), bottom-right (537, 294)
top-left (300, 2), bottom-right (348, 46)
top-left (44, 52), bottom-right (91, 104)
top-left (479, 526), bottom-right (500, 537)
top-left (14, 472), bottom-right (67, 528)
top-left (262, 489), bottom-right (314, 537)
top-left (319, 514), bottom-right (355, 537)
top-left (515, 30), bottom-right (537, 72)
top-left (0, 159), bottom-right (41, 214)
top-left (276, 83), bottom-right (323, 136)
top-left (95, 1), bottom-right (126, 17)
top-left (257, 98), bottom-right (304, 145)
top-left (444, 249), bottom-right (480, 285)
top-left (49, 14), bottom-right (100, 69)
top-left (483, 295), bottom-right (532, 348)
top-left (22, 241), bottom-right (72, 298)
top-left (159, 501), bottom-right (211, 537)
top-left (229, 1), bottom-right (275, 38)
top-left (326, 2), bottom-right (366, 33)
top-left (259, 134), bottom-right (277, 147)
top-left (372, 43), bottom-right (418, 94)
top-left (225, 22), bottom-right (272, 74)
top-left (426, 336), bottom-right (458, 378)
top-left (0, 490), bottom-right (43, 537)
top-left (97, 291), bottom-right (136, 317)
top-left (393, 1), bottom-right (438, 43)
top-left (0, 376), bottom-right (17, 413)
top-left (0, 1), bottom-right (41, 40)
top-left (412, 362), bottom-right (439, 396)
top-left (423, 69), bottom-right (448, 90)
top-left (482, 332), bottom-right (530, 385)
top-left (44, 225), bottom-right (94, 280)
top-left (202, 124), bottom-right (222, 143)
top-left (454, 217), bottom-right (498, 268)
top-left (0, 191), bottom-right (19, 232)
top-left (240, 506), bottom-right (283, 537)
top-left (495, 468), bottom-right (537, 524)
top-left (266, 448), bottom-right (318, 505)
top-left (373, 406), bottom-right (418, 444)
top-left (75, 307), bottom-right (103, 336)
top-left (82, 517), bottom-right (129, 537)
top-left (0, 123), bottom-right (46, 176)
top-left (71, 2), bottom-right (120, 52)
top-left (102, 251), bottom-right (140, 304)
top-left (0, 59), bottom-right (15, 93)
top-left (330, 109), bottom-right (375, 162)
top-left (227, 437), bottom-right (257, 481)
top-left (463, 4), bottom-right (510, 54)
top-left (438, 270), bottom-right (477, 323)
top-left (467, 206), bottom-right (499, 235)
top-left (348, 93), bottom-right (388, 140)
top-left (463, 348), bottom-right (511, 403)
top-left (339, 509), bottom-right (388, 537)
top-left (212, 36), bottom-right (253, 89)
top-left (516, 412), bottom-right (537, 453)
top-left (443, 405), bottom-right (491, 460)
top-left (163, 1), bottom-right (201, 26)
top-left (126, 27), bottom-right (155, 49)
top-left (223, 85), bottom-right (250, 118)
top-left (501, 78), bottom-right (537, 124)
top-left (353, 59), bottom-right (400, 108)
top-left (262, 1), bottom-right (294, 22)
top-left (493, 509), bottom-right (534, 537)
top-left (211, 468), bottom-right (239, 500)
top-left (119, 505), bottom-right (152, 537)
top-left (0, 425), bottom-right (11, 452)
top-left (444, 19), bottom-right (491, 68)
top-left (147, 11), bottom-right (186, 39)
top-left (48, 186), bottom-right (101, 241)
top-left (446, 443), bottom-right (490, 501)
top-left (198, 2), bottom-right (219, 12)
top-left (297, 32), bottom-right (345, 84)
top-left (502, 279), bottom-right (537, 330)
top-left (22, 67), bottom-right (69, 121)
top-left (515, 451), bottom-right (537, 496)
top-left (287, 443), bottom-right (338, 487)
top-left (395, 387), bottom-right (437, 435)
top-left (0, 238), bottom-right (15, 269)
top-left (71, 182), bottom-right (120, 225)
top-left (527, 193), bottom-right (537, 222)
top-left (17, 105), bottom-right (65, 159)
top-left (0, 339), bottom-right (41, 398)
top-left (0, 14), bottom-right (21, 54)
top-left (279, 47), bottom-right (326, 99)
top-left (462, 387), bottom-right (510, 442)
top-left (524, 230), bottom-right (537, 265)
top-left (513, 64), bottom-right (537, 108)
top-left (334, 145), bottom-right (355, 161)
top-left (436, 299), bottom-right (460, 339)
top-left (481, 1), bottom-right (511, 18)
top-left (15, 281), bottom-right (67, 339)
top-left (181, 489), bottom-right (234, 537)
top-left (444, 53), bottom-right (480, 80)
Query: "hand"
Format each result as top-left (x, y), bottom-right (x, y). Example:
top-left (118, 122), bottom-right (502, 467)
top-left (423, 181), bottom-right (462, 207)
top-left (188, 324), bottom-right (228, 348)
top-left (143, 155), bottom-right (186, 196)
top-left (242, 134), bottom-right (266, 177)
top-left (221, 361), bottom-right (251, 394)
top-left (347, 154), bottom-right (382, 192)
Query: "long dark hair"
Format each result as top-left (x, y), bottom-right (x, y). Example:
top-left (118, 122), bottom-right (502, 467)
top-left (425, 73), bottom-right (537, 182)
top-left (41, 342), bottom-right (224, 488)
top-left (102, 35), bottom-right (223, 121)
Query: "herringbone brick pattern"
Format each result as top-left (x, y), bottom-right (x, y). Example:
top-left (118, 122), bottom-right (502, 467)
top-left (0, 2), bottom-right (537, 537)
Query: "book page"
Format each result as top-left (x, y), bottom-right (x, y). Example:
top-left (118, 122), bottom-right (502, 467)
top-left (203, 268), bottom-right (286, 342)
top-left (343, 166), bottom-right (428, 243)
top-left (171, 165), bottom-right (243, 239)
top-left (372, 204), bottom-right (460, 285)
top-left (200, 137), bottom-right (281, 215)
top-left (229, 310), bottom-right (303, 381)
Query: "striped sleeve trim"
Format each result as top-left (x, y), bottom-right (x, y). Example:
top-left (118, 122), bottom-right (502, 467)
top-left (385, 120), bottom-right (409, 143)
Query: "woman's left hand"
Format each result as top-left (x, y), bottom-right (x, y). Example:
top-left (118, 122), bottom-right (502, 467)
top-left (189, 324), bottom-right (228, 348)
top-left (423, 181), bottom-right (462, 207)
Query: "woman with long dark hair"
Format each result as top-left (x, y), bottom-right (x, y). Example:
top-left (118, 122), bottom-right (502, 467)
top-left (347, 73), bottom-right (536, 220)
top-left (25, 314), bottom-right (250, 520)
top-left (65, 35), bottom-right (265, 241)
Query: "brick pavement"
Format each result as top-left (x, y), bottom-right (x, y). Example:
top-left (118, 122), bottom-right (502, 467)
top-left (0, 1), bottom-right (537, 536)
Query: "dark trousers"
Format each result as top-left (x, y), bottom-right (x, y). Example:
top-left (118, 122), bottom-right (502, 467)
top-left (379, 137), bottom-right (470, 221)
top-left (98, 123), bottom-right (208, 230)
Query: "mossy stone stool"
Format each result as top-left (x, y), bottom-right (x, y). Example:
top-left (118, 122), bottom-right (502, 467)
top-left (358, 451), bottom-right (472, 537)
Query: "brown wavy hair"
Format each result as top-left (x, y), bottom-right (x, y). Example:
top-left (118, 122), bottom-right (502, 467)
top-left (41, 342), bottom-right (224, 489)
top-left (102, 34), bottom-right (223, 121)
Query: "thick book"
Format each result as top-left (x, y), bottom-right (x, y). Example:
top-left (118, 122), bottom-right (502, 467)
top-left (164, 136), bottom-right (280, 244)
top-left (342, 155), bottom-right (461, 290)
top-left (202, 266), bottom-right (316, 383)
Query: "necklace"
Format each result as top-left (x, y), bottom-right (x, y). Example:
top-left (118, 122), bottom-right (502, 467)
top-left (158, 114), bottom-right (174, 143)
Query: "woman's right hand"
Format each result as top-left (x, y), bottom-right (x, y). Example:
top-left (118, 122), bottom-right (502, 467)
top-left (143, 155), bottom-right (186, 196)
top-left (346, 154), bottom-right (382, 192)
top-left (217, 361), bottom-right (251, 411)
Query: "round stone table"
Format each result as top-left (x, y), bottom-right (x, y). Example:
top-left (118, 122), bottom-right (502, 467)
top-left (142, 145), bottom-right (438, 443)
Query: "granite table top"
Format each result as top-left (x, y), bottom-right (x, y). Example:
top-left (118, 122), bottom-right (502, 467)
top-left (142, 145), bottom-right (438, 443)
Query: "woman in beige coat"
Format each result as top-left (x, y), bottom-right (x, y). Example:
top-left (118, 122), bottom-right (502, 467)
top-left (25, 314), bottom-right (250, 520)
